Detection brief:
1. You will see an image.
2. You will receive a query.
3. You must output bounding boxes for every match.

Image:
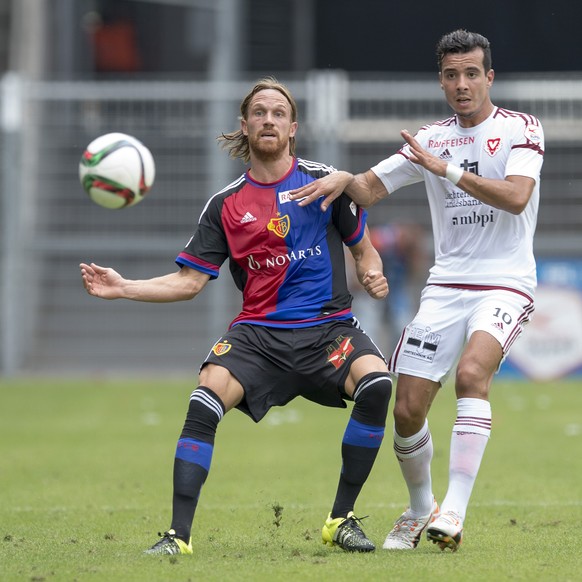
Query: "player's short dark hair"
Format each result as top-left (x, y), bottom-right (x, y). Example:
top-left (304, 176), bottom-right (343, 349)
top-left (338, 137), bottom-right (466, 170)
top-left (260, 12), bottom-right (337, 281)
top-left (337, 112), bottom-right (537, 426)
top-left (436, 30), bottom-right (492, 72)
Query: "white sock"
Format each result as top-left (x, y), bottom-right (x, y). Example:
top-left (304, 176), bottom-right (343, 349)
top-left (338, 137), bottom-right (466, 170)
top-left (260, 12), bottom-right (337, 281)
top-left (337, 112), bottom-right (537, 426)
top-left (440, 398), bottom-right (491, 521)
top-left (393, 420), bottom-right (434, 517)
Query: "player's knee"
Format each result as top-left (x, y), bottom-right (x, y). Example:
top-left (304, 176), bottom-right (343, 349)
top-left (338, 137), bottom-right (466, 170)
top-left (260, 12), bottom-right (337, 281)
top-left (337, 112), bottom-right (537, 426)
top-left (392, 398), bottom-right (426, 435)
top-left (455, 361), bottom-right (491, 398)
top-left (351, 372), bottom-right (392, 426)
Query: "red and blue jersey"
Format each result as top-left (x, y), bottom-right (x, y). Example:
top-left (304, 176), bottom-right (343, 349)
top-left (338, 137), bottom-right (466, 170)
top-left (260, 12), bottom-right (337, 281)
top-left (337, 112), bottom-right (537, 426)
top-left (176, 158), bottom-right (367, 328)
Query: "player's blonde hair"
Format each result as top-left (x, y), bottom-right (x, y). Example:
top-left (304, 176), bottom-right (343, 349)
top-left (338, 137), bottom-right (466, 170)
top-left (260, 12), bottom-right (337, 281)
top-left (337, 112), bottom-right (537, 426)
top-left (217, 77), bottom-right (297, 163)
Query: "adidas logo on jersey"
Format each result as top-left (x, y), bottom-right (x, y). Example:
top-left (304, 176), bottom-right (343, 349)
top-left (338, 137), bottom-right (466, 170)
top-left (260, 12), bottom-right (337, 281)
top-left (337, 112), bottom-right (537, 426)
top-left (439, 148), bottom-right (453, 160)
top-left (240, 212), bottom-right (257, 224)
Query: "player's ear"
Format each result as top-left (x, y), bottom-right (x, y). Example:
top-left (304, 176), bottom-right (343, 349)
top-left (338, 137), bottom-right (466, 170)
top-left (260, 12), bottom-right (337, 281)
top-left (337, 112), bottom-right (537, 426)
top-left (241, 118), bottom-right (248, 136)
top-left (289, 121), bottom-right (298, 138)
top-left (486, 68), bottom-right (495, 87)
top-left (438, 72), bottom-right (444, 90)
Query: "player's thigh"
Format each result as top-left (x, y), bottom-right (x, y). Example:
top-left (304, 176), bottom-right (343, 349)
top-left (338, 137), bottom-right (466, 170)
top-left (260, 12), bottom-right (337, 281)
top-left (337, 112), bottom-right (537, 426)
top-left (393, 373), bottom-right (440, 423)
top-left (199, 325), bottom-right (290, 416)
top-left (466, 289), bottom-right (534, 368)
top-left (199, 363), bottom-right (245, 411)
top-left (390, 286), bottom-right (467, 384)
top-left (296, 319), bottom-right (386, 404)
top-left (456, 332), bottom-right (502, 397)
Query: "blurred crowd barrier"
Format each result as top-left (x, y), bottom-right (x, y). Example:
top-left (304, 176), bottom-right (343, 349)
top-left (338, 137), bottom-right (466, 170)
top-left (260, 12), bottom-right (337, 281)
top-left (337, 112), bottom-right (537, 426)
top-left (505, 259), bottom-right (582, 380)
top-left (1, 72), bottom-right (581, 377)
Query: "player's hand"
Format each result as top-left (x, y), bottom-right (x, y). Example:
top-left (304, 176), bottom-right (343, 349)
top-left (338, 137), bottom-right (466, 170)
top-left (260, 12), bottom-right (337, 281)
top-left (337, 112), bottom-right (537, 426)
top-left (289, 171), bottom-right (354, 212)
top-left (362, 270), bottom-right (389, 300)
top-left (80, 262), bottom-right (124, 300)
top-left (401, 129), bottom-right (447, 177)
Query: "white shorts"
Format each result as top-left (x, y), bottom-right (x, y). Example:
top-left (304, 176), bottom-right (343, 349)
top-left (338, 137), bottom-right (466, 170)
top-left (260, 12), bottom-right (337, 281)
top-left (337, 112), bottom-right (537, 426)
top-left (388, 285), bottom-right (535, 384)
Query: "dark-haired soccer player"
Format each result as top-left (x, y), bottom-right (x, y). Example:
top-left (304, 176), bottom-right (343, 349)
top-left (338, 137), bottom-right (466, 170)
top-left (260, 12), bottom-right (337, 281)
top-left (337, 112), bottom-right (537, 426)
top-left (290, 30), bottom-right (544, 551)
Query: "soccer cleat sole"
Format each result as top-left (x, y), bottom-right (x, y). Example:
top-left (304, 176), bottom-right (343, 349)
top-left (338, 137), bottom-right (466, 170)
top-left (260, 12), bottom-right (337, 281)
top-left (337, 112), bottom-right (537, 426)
top-left (426, 527), bottom-right (462, 552)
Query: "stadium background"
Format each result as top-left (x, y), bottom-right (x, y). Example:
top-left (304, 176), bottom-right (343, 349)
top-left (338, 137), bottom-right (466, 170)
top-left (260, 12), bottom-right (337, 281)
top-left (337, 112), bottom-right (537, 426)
top-left (1, 0), bottom-right (581, 378)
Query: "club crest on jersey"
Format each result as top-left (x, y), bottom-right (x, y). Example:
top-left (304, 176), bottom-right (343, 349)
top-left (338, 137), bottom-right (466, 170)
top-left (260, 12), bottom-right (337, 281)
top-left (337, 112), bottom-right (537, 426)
top-left (485, 138), bottom-right (502, 156)
top-left (326, 335), bottom-right (354, 369)
top-left (211, 340), bottom-right (232, 356)
top-left (267, 214), bottom-right (290, 238)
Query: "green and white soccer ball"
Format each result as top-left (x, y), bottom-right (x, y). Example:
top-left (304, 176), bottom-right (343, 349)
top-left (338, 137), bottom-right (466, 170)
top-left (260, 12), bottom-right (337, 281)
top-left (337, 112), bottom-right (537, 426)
top-left (79, 132), bottom-right (155, 209)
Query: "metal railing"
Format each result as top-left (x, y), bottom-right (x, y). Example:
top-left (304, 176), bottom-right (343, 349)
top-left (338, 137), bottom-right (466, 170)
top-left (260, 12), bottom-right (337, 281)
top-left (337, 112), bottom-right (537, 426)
top-left (2, 72), bottom-right (581, 375)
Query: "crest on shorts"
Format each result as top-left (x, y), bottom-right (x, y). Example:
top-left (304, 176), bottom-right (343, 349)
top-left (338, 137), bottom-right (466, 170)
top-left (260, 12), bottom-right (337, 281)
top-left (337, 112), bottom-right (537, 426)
top-left (326, 335), bottom-right (354, 369)
top-left (402, 327), bottom-right (441, 363)
top-left (267, 214), bottom-right (290, 238)
top-left (211, 340), bottom-right (232, 356)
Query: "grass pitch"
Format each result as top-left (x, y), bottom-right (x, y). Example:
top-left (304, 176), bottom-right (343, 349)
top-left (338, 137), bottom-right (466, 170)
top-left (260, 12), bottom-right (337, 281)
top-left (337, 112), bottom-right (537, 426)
top-left (1, 377), bottom-right (581, 581)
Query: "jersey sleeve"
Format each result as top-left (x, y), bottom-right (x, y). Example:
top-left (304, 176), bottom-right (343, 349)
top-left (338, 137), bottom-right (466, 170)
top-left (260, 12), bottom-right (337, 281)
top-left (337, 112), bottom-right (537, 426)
top-left (371, 135), bottom-right (425, 194)
top-left (175, 196), bottom-right (228, 279)
top-left (332, 194), bottom-right (367, 247)
top-left (505, 116), bottom-right (545, 182)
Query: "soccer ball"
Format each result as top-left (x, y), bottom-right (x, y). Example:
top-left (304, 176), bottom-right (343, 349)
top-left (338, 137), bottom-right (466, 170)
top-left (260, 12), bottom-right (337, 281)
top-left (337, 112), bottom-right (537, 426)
top-left (79, 132), bottom-right (155, 209)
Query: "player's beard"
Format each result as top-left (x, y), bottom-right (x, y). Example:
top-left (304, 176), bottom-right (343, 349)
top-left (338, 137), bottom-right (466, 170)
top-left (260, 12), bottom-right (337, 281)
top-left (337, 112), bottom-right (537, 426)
top-left (248, 132), bottom-right (290, 162)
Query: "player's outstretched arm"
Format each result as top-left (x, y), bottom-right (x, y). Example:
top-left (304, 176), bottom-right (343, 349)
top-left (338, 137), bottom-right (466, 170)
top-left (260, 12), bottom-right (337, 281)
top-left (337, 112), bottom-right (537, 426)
top-left (80, 262), bottom-right (124, 299)
top-left (290, 170), bottom-right (353, 211)
top-left (290, 169), bottom-right (389, 211)
top-left (79, 262), bottom-right (210, 302)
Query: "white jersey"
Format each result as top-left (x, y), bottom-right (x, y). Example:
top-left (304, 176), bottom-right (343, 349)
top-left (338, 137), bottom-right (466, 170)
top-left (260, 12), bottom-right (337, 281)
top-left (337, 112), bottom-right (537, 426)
top-left (371, 107), bottom-right (544, 298)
